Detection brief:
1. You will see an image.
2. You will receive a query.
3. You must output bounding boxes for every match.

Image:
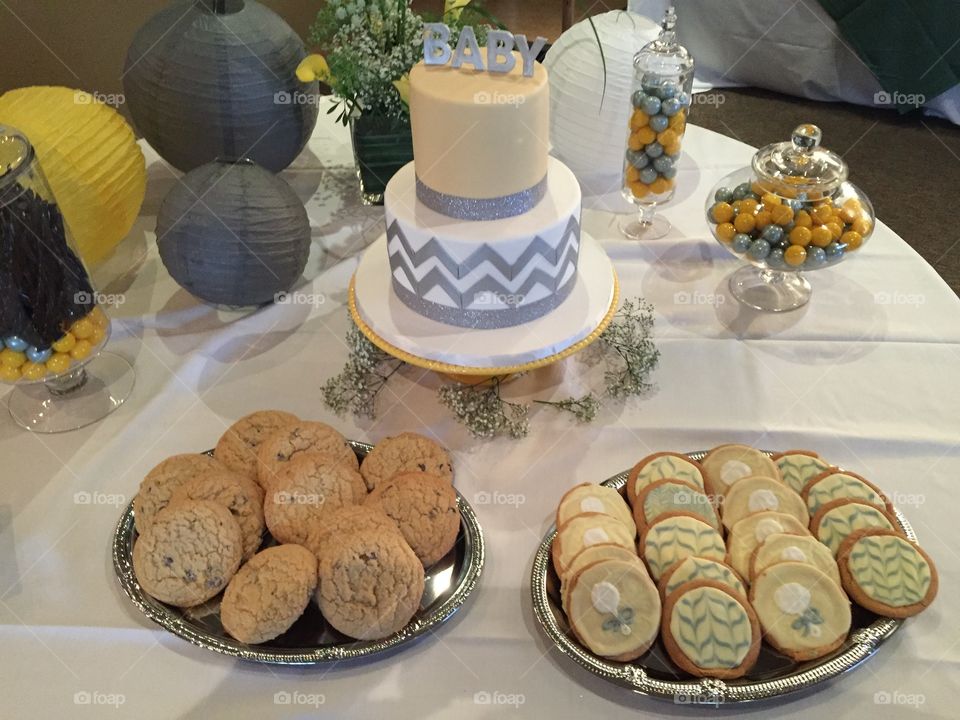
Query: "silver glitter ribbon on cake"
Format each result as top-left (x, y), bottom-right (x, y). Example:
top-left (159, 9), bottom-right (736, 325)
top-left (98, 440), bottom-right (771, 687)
top-left (416, 174), bottom-right (548, 221)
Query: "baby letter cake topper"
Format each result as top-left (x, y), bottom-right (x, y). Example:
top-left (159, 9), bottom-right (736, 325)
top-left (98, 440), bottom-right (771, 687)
top-left (423, 23), bottom-right (546, 77)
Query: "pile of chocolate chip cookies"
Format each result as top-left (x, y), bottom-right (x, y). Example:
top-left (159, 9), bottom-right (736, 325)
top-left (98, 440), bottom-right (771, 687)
top-left (552, 443), bottom-right (938, 678)
top-left (132, 410), bottom-right (461, 644)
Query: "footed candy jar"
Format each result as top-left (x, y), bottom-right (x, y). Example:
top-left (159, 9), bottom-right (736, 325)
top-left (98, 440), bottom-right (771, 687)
top-left (620, 5), bottom-right (694, 240)
top-left (0, 124), bottom-right (134, 432)
top-left (705, 124), bottom-right (875, 312)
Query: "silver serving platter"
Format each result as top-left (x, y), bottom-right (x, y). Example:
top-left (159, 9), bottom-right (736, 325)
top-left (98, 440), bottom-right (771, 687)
top-left (531, 450), bottom-right (915, 705)
top-left (114, 441), bottom-right (484, 665)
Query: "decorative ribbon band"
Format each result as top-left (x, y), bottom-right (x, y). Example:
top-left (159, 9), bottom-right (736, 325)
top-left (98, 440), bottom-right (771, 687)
top-left (391, 272), bottom-right (576, 329)
top-left (415, 174), bottom-right (548, 221)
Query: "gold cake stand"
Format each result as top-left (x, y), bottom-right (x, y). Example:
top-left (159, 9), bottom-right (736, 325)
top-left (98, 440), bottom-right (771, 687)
top-left (348, 271), bottom-right (620, 384)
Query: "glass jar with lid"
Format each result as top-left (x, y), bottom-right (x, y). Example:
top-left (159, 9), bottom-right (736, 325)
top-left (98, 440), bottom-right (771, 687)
top-left (620, 5), bottom-right (694, 240)
top-left (704, 124), bottom-right (875, 312)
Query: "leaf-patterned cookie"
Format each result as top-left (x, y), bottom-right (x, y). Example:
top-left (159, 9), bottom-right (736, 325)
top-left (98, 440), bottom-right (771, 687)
top-left (660, 557), bottom-right (746, 599)
top-left (811, 499), bottom-right (897, 556)
top-left (775, 452), bottom-right (831, 494)
top-left (838, 530), bottom-right (937, 617)
top-left (641, 514), bottom-right (725, 581)
top-left (628, 452), bottom-right (705, 503)
top-left (802, 470), bottom-right (889, 515)
top-left (636, 479), bottom-right (719, 531)
top-left (664, 582), bottom-right (758, 676)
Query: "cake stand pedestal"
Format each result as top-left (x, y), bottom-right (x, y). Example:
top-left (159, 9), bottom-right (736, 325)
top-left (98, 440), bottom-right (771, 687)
top-left (349, 232), bottom-right (619, 382)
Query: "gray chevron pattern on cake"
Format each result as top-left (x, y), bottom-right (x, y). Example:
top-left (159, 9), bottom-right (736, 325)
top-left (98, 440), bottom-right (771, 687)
top-left (386, 215), bottom-right (580, 281)
top-left (391, 241), bottom-right (580, 310)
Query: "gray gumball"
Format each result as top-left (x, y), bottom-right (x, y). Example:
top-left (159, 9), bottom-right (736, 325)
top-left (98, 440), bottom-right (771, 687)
top-left (748, 239), bottom-right (771, 260)
top-left (626, 149), bottom-right (649, 169)
top-left (660, 165), bottom-right (677, 179)
top-left (649, 114), bottom-right (669, 132)
top-left (639, 167), bottom-right (658, 185)
top-left (645, 142), bottom-right (664, 158)
top-left (715, 187), bottom-right (734, 203)
top-left (653, 155), bottom-right (673, 173)
top-left (767, 248), bottom-right (786, 268)
top-left (631, 90), bottom-right (647, 108)
top-left (640, 95), bottom-right (662, 115)
top-left (732, 234), bottom-right (752, 253)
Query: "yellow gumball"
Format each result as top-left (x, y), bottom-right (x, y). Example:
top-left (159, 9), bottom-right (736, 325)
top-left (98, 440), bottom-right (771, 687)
top-left (88, 324), bottom-right (107, 347)
top-left (657, 129), bottom-right (679, 147)
top-left (668, 112), bottom-right (685, 129)
top-left (1, 348), bottom-right (26, 368)
top-left (628, 134), bottom-right (645, 151)
top-left (784, 245), bottom-right (807, 267)
top-left (70, 340), bottom-right (93, 361)
top-left (754, 209), bottom-right (773, 230)
top-left (650, 177), bottom-right (672, 195)
top-left (629, 181), bottom-right (649, 199)
top-left (52, 332), bottom-right (77, 353)
top-left (90, 306), bottom-right (109, 328)
top-left (716, 222), bottom-right (736, 242)
top-left (841, 230), bottom-right (863, 250)
top-left (789, 226), bottom-right (812, 247)
top-left (20, 361), bottom-right (47, 382)
top-left (634, 127), bottom-right (657, 146)
top-left (771, 205), bottom-right (794, 225)
top-left (46, 353), bottom-right (72, 375)
top-left (825, 222), bottom-right (843, 240)
top-left (626, 166), bottom-right (643, 183)
top-left (852, 217), bottom-right (872, 236)
top-left (751, 181), bottom-right (770, 197)
top-left (812, 205), bottom-right (834, 225)
top-left (739, 199), bottom-right (760, 215)
top-left (663, 140), bottom-right (682, 156)
top-left (794, 210), bottom-right (813, 228)
top-left (733, 213), bottom-right (756, 233)
top-left (711, 202), bottom-right (735, 224)
top-left (630, 109), bottom-right (650, 130)
top-left (70, 317), bottom-right (95, 340)
top-left (810, 226), bottom-right (832, 248)
top-left (761, 192), bottom-right (782, 207)
top-left (0, 364), bottom-right (22, 382)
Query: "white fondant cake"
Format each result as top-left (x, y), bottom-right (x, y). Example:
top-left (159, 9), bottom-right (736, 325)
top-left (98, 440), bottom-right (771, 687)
top-left (385, 52), bottom-right (583, 329)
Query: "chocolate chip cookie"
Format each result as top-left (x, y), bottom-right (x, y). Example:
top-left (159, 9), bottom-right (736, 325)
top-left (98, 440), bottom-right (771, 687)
top-left (214, 410), bottom-right (299, 481)
top-left (134, 453), bottom-right (225, 534)
top-left (359, 432), bottom-right (453, 492)
top-left (256, 421), bottom-right (358, 490)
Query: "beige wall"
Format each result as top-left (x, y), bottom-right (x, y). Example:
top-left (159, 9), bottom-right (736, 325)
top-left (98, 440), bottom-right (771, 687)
top-left (0, 1), bottom-right (586, 110)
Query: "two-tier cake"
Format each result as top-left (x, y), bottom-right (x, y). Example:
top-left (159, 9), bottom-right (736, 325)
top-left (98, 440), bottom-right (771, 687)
top-left (384, 51), bottom-right (583, 329)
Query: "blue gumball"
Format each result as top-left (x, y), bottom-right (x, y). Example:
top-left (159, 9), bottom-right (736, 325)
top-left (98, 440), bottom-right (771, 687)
top-left (767, 248), bottom-right (786, 268)
top-left (639, 167), bottom-right (658, 185)
top-left (640, 95), bottom-right (662, 116)
top-left (652, 155), bottom-right (673, 174)
top-left (714, 187), bottom-right (734, 203)
top-left (626, 149), bottom-right (649, 169)
top-left (4, 335), bottom-right (28, 352)
top-left (660, 82), bottom-right (678, 99)
top-left (660, 165), bottom-right (678, 179)
top-left (631, 90), bottom-right (647, 108)
top-left (732, 233), bottom-right (752, 253)
top-left (748, 239), bottom-right (771, 260)
top-left (26, 346), bottom-right (52, 364)
top-left (761, 225), bottom-right (784, 244)
top-left (645, 142), bottom-right (664, 158)
top-left (824, 241), bottom-right (844, 258)
top-left (649, 114), bottom-right (669, 132)
top-left (805, 247), bottom-right (827, 268)
top-left (732, 182), bottom-right (752, 200)
top-left (677, 91), bottom-right (691, 108)
top-left (661, 97), bottom-right (682, 117)
top-left (787, 199), bottom-right (803, 212)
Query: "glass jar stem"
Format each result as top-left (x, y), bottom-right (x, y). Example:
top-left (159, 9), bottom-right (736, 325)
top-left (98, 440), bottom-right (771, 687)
top-left (46, 366), bottom-right (89, 397)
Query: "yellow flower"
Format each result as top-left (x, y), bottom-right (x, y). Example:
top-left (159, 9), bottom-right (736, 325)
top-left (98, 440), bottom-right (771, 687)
top-left (444, 0), bottom-right (471, 22)
top-left (297, 54), bottom-right (332, 84)
top-left (393, 74), bottom-right (411, 106)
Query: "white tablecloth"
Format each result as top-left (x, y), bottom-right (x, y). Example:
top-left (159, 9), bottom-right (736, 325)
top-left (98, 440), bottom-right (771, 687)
top-left (2, 110), bottom-right (959, 719)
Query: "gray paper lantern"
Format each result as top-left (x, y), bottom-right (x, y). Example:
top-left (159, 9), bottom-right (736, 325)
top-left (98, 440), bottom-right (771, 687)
top-left (156, 160), bottom-right (311, 307)
top-left (123, 0), bottom-right (319, 173)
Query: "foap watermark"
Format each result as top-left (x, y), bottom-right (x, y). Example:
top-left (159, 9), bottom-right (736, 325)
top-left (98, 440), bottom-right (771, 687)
top-left (74, 491), bottom-right (127, 508)
top-left (75, 290), bottom-right (125, 307)
top-left (886, 491), bottom-right (926, 508)
top-left (874, 291), bottom-right (925, 307)
top-left (473, 490), bottom-right (525, 508)
top-left (274, 90), bottom-right (323, 106)
top-left (874, 90), bottom-right (925, 108)
top-left (74, 90), bottom-right (125, 108)
top-left (273, 491), bottom-right (325, 506)
top-left (474, 290), bottom-right (525, 307)
top-left (473, 691), bottom-right (525, 708)
top-left (874, 690), bottom-right (925, 707)
top-left (274, 290), bottom-right (327, 307)
top-left (273, 691), bottom-right (326, 707)
top-left (674, 290), bottom-right (725, 306)
top-left (74, 691), bottom-right (126, 708)
top-left (690, 92), bottom-right (725, 108)
top-left (473, 90), bottom-right (525, 107)
top-left (674, 691), bottom-right (724, 707)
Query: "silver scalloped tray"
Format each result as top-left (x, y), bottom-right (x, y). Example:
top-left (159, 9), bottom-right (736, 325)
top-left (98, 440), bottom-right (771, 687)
top-left (531, 451), bottom-right (914, 705)
top-left (114, 441), bottom-right (484, 665)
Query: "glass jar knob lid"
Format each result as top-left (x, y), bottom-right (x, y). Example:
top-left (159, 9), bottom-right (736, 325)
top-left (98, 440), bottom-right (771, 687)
top-left (0, 125), bottom-right (32, 183)
top-left (752, 123), bottom-right (848, 196)
top-left (634, 5), bottom-right (694, 78)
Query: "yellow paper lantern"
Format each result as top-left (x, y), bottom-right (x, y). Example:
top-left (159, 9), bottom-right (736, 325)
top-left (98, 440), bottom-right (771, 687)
top-left (0, 86), bottom-right (146, 266)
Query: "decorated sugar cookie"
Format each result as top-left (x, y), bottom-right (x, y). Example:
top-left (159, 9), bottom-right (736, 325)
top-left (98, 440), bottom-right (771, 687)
top-left (802, 469), bottom-right (892, 516)
top-left (553, 513), bottom-right (637, 577)
top-left (626, 452), bottom-right (705, 505)
top-left (721, 475), bottom-right (809, 530)
top-left (640, 513), bottom-right (726, 581)
top-left (662, 580), bottom-right (761, 679)
top-left (810, 499), bottom-right (899, 556)
top-left (659, 556), bottom-right (747, 601)
top-left (750, 532), bottom-right (841, 586)
top-left (557, 483), bottom-right (636, 538)
top-left (750, 562), bottom-right (852, 661)
top-left (567, 559), bottom-right (662, 662)
top-left (701, 444), bottom-right (780, 500)
top-left (560, 543), bottom-right (646, 613)
top-left (837, 529), bottom-right (938, 618)
top-left (634, 478), bottom-right (720, 533)
top-left (726, 511), bottom-right (810, 579)
top-left (773, 451), bottom-right (831, 494)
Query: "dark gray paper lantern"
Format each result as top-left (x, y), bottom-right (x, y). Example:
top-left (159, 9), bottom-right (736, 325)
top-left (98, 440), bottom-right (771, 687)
top-left (123, 0), bottom-right (319, 173)
top-left (156, 160), bottom-right (311, 307)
